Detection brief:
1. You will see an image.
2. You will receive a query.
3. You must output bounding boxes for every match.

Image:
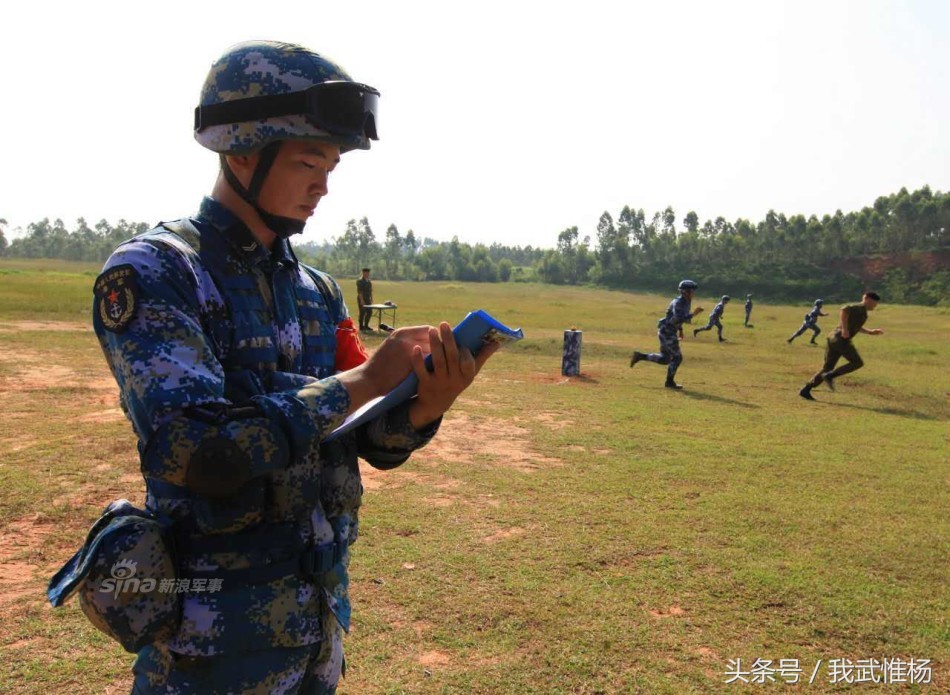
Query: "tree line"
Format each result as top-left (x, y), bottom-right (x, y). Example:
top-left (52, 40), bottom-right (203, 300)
top-left (2, 185), bottom-right (947, 305)
top-left (537, 186), bottom-right (949, 305)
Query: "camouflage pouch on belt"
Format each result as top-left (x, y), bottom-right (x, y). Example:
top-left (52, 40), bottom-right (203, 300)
top-left (47, 499), bottom-right (180, 653)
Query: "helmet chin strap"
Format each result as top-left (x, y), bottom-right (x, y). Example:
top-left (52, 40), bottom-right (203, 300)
top-left (221, 142), bottom-right (307, 239)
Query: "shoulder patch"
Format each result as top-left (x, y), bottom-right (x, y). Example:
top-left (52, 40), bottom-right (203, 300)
top-left (94, 264), bottom-right (140, 333)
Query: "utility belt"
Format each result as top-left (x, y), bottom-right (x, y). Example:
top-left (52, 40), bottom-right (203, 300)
top-left (178, 521), bottom-right (348, 585)
top-left (48, 499), bottom-right (346, 654)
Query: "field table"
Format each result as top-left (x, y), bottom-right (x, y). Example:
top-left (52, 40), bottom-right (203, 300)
top-left (363, 303), bottom-right (397, 330)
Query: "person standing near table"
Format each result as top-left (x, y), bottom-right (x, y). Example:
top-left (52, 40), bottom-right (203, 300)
top-left (356, 267), bottom-right (373, 332)
top-left (799, 291), bottom-right (883, 400)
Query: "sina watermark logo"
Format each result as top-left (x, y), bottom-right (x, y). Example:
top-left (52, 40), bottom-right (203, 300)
top-left (99, 558), bottom-right (157, 597)
top-left (97, 558), bottom-right (224, 595)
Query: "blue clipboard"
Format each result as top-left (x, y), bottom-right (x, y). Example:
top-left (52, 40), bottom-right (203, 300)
top-left (325, 309), bottom-right (523, 441)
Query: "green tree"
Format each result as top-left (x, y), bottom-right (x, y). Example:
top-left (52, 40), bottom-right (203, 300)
top-left (536, 249), bottom-right (566, 284)
top-left (556, 226), bottom-right (579, 284)
top-left (497, 258), bottom-right (513, 282)
top-left (335, 220), bottom-right (360, 276)
top-left (404, 229), bottom-right (418, 263)
top-left (683, 211), bottom-right (699, 234)
top-left (384, 224), bottom-right (401, 279)
top-left (595, 211), bottom-right (631, 285)
top-left (416, 244), bottom-right (449, 280)
top-left (356, 217), bottom-right (377, 271)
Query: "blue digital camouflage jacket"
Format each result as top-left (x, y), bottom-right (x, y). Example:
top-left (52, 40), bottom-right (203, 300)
top-left (93, 197), bottom-right (438, 656)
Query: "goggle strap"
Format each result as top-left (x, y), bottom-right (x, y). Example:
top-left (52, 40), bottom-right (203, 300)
top-left (196, 91), bottom-right (308, 131)
top-left (194, 83), bottom-right (379, 133)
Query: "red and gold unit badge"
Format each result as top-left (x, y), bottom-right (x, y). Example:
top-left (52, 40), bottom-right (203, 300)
top-left (94, 264), bottom-right (140, 333)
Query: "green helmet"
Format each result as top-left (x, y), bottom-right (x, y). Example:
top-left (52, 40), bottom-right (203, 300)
top-left (194, 40), bottom-right (379, 155)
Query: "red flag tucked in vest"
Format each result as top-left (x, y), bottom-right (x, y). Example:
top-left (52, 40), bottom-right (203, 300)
top-left (334, 317), bottom-right (369, 371)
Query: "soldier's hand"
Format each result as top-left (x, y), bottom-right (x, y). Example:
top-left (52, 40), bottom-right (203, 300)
top-left (870, 328), bottom-right (884, 335)
top-left (337, 325), bottom-right (433, 412)
top-left (693, 307), bottom-right (704, 315)
top-left (409, 322), bottom-right (499, 429)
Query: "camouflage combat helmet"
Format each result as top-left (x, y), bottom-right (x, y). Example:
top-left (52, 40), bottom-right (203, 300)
top-left (194, 40), bottom-right (380, 238)
top-left (194, 40), bottom-right (379, 155)
top-left (721, 295), bottom-right (731, 302)
top-left (814, 298), bottom-right (823, 306)
top-left (678, 279), bottom-right (698, 292)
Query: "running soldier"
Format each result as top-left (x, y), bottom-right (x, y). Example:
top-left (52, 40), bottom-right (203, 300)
top-left (788, 299), bottom-right (828, 344)
top-left (799, 292), bottom-right (884, 400)
top-left (629, 279), bottom-right (705, 389)
top-left (694, 295), bottom-right (730, 342)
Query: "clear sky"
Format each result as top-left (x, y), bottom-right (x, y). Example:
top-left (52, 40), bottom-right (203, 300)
top-left (2, 0), bottom-right (948, 249)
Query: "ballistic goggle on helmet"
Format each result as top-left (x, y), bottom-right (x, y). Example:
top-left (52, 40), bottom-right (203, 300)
top-left (194, 40), bottom-right (379, 155)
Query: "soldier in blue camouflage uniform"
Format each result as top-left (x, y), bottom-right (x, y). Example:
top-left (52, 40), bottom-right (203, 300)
top-left (629, 279), bottom-right (705, 389)
top-left (693, 295), bottom-right (730, 341)
top-left (744, 293), bottom-right (753, 327)
top-left (788, 299), bottom-right (828, 344)
top-left (88, 41), bottom-right (497, 694)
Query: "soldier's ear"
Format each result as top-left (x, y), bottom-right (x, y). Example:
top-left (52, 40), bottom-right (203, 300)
top-left (223, 153), bottom-right (260, 179)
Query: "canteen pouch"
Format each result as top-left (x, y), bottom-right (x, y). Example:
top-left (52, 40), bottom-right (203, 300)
top-left (47, 499), bottom-right (180, 653)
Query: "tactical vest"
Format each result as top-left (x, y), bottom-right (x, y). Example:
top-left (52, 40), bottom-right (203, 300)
top-left (140, 219), bottom-right (362, 652)
top-left (50, 218), bottom-right (359, 655)
top-left (155, 218), bottom-right (341, 381)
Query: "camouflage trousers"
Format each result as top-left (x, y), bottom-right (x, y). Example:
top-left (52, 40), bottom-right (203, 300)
top-left (695, 317), bottom-right (723, 339)
top-left (131, 622), bottom-right (344, 694)
top-left (643, 328), bottom-right (682, 381)
top-left (789, 322), bottom-right (820, 342)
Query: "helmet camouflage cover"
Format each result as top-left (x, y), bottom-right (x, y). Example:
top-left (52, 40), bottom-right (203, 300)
top-left (195, 40), bottom-right (375, 154)
top-left (678, 279), bottom-right (698, 291)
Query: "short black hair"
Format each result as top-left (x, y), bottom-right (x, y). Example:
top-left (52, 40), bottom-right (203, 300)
top-left (864, 291), bottom-right (881, 301)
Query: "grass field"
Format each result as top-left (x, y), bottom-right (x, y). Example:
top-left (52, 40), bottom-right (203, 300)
top-left (0, 258), bottom-right (947, 693)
